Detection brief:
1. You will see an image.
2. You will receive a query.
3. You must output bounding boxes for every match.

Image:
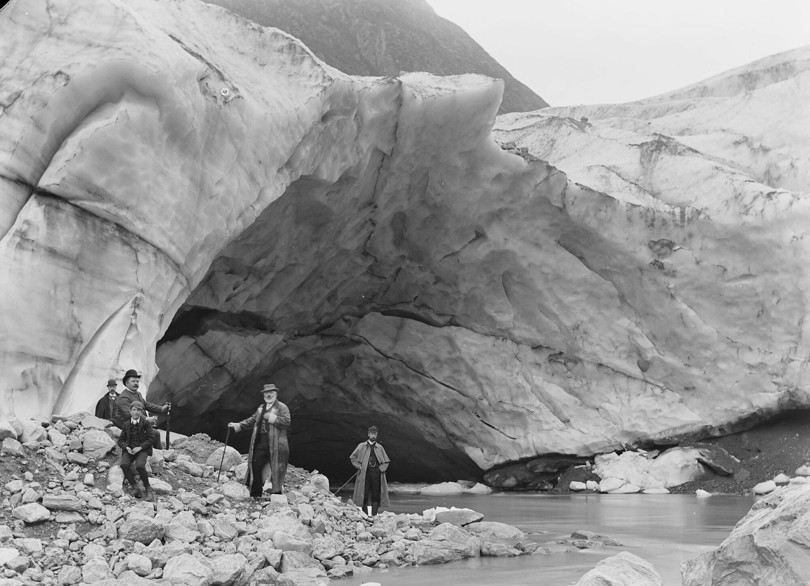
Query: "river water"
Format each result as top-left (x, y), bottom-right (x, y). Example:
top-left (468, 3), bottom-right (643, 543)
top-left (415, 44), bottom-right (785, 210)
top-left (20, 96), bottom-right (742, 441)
top-left (338, 491), bottom-right (754, 586)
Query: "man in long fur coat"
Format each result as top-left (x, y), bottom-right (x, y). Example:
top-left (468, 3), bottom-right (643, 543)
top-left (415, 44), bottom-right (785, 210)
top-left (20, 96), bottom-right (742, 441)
top-left (229, 383), bottom-right (291, 497)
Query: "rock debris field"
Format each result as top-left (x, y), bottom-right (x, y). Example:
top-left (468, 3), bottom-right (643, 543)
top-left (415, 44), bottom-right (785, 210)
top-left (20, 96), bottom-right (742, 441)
top-left (0, 412), bottom-right (625, 586)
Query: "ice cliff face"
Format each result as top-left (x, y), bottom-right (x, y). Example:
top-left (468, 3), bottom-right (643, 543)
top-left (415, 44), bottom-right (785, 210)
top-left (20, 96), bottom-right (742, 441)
top-left (1, 0), bottom-right (809, 484)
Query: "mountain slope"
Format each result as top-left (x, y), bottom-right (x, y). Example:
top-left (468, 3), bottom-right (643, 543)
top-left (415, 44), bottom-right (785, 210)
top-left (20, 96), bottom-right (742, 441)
top-left (202, 0), bottom-right (548, 114)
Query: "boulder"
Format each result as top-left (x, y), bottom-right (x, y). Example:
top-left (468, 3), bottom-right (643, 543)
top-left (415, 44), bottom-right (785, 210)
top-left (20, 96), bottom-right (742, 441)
top-left (0, 419), bottom-right (17, 441)
top-left (682, 484), bottom-right (810, 586)
top-left (11, 503), bottom-right (50, 524)
top-left (753, 480), bottom-right (777, 495)
top-left (42, 494), bottom-right (84, 511)
top-left (1, 437), bottom-right (24, 456)
top-left (210, 553), bottom-right (247, 586)
top-left (465, 521), bottom-right (526, 540)
top-left (204, 446), bottom-right (242, 471)
top-left (163, 553), bottom-right (214, 586)
top-left (82, 429), bottom-right (116, 459)
top-left (574, 551), bottom-right (663, 586)
top-left (118, 516), bottom-right (165, 544)
top-left (80, 415), bottom-right (112, 429)
top-left (434, 507), bottom-right (484, 526)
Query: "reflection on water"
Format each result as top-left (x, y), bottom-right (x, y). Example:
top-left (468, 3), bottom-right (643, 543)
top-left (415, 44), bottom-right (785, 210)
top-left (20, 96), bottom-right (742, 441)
top-left (337, 492), bottom-right (754, 586)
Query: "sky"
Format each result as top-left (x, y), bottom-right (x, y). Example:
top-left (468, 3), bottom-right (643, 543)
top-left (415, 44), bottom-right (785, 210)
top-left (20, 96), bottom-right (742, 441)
top-left (427, 0), bottom-right (809, 107)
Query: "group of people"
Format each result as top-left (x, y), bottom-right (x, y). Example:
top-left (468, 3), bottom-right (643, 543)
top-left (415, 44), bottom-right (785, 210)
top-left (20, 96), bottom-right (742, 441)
top-left (98, 373), bottom-right (391, 514)
top-left (96, 369), bottom-right (171, 501)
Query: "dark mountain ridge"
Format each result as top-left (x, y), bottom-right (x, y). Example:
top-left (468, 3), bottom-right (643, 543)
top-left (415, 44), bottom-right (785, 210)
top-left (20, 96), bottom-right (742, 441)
top-left (202, 0), bottom-right (549, 114)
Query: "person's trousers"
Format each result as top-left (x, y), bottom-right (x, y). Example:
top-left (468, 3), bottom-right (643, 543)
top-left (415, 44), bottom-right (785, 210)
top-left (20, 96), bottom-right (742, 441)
top-left (250, 439), bottom-right (271, 497)
top-left (364, 466), bottom-right (382, 514)
top-left (121, 450), bottom-right (150, 489)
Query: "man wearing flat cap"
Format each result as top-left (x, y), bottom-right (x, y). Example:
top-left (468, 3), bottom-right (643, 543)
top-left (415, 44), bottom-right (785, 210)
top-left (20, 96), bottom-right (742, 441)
top-left (117, 401), bottom-right (157, 501)
top-left (112, 369), bottom-right (171, 438)
top-left (95, 378), bottom-right (119, 421)
top-left (229, 383), bottom-right (291, 498)
top-left (350, 425), bottom-right (390, 516)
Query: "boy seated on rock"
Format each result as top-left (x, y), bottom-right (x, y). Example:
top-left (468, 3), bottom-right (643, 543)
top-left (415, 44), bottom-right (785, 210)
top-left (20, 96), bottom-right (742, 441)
top-left (117, 401), bottom-right (156, 501)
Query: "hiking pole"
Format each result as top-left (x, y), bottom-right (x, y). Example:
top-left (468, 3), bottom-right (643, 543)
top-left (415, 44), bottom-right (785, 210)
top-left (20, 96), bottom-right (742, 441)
top-left (332, 470), bottom-right (359, 495)
top-left (217, 426), bottom-right (231, 482)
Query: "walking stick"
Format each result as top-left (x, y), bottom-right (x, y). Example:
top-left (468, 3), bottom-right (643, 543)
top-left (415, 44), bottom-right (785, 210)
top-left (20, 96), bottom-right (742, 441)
top-left (217, 426), bottom-right (231, 482)
top-left (333, 470), bottom-right (359, 495)
top-left (165, 404), bottom-right (171, 449)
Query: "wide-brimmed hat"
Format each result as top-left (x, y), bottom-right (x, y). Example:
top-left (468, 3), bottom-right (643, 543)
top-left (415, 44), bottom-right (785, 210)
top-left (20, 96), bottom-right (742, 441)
top-left (122, 369), bottom-right (140, 383)
top-left (261, 383), bottom-right (278, 394)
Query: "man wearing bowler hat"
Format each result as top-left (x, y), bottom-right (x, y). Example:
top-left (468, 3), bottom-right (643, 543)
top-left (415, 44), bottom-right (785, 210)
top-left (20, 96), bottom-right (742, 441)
top-left (228, 383), bottom-right (291, 498)
top-left (113, 369), bottom-right (171, 443)
top-left (95, 378), bottom-right (119, 421)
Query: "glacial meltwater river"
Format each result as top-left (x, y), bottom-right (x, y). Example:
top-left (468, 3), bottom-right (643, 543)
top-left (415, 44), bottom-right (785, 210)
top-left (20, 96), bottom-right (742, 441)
top-left (337, 491), bottom-right (754, 586)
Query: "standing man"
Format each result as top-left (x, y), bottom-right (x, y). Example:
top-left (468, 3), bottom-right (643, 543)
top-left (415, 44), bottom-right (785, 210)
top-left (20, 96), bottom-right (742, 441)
top-left (117, 401), bottom-right (157, 501)
top-left (228, 383), bottom-right (291, 498)
top-left (113, 369), bottom-right (170, 447)
top-left (350, 425), bottom-right (390, 516)
top-left (95, 378), bottom-right (119, 420)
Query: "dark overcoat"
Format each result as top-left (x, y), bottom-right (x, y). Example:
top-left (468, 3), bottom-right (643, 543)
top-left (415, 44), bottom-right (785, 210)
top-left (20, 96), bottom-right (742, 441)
top-left (236, 400), bottom-right (291, 493)
top-left (95, 393), bottom-right (117, 420)
top-left (350, 441), bottom-right (390, 507)
top-left (113, 388), bottom-right (163, 428)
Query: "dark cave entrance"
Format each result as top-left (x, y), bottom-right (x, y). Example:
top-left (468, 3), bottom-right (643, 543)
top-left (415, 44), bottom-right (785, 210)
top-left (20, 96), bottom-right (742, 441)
top-left (153, 394), bottom-right (484, 485)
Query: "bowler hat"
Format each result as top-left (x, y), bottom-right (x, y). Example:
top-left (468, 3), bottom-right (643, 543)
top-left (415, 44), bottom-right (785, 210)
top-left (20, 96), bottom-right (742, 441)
top-left (261, 383), bottom-right (278, 394)
top-left (122, 369), bottom-right (140, 383)
top-left (107, 378), bottom-right (116, 387)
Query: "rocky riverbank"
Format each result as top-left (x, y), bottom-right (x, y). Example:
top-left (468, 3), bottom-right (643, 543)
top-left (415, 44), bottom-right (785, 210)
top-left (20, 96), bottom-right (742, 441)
top-left (1, 413), bottom-right (624, 586)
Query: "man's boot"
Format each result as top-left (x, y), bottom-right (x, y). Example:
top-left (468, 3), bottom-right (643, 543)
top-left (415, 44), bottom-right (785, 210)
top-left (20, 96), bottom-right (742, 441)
top-left (144, 487), bottom-right (155, 502)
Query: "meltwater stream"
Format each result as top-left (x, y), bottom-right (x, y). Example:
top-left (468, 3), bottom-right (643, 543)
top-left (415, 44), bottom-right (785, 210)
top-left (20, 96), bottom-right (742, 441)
top-left (338, 491), bottom-right (754, 586)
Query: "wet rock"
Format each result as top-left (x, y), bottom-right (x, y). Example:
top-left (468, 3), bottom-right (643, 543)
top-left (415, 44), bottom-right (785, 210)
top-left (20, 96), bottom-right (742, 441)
top-left (480, 542), bottom-right (521, 557)
top-left (434, 507), bottom-right (484, 526)
top-left (682, 484), bottom-right (810, 586)
top-left (465, 521), bottom-right (526, 540)
top-left (570, 530), bottom-right (623, 547)
top-left (574, 551), bottom-right (663, 586)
